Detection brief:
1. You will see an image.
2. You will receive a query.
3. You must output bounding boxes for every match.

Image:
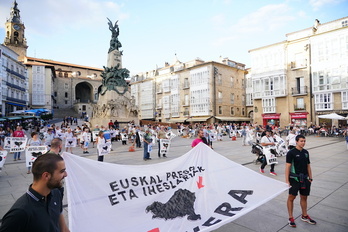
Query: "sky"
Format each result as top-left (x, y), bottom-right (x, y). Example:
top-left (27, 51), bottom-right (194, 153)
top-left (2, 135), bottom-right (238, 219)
top-left (0, 0), bottom-right (347, 75)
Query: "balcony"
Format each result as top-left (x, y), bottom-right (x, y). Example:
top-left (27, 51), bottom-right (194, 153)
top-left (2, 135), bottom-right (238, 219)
top-left (290, 60), bottom-right (307, 70)
top-left (6, 82), bottom-right (26, 92)
top-left (6, 96), bottom-right (27, 105)
top-left (291, 86), bottom-right (308, 96)
top-left (6, 68), bottom-right (26, 80)
top-left (294, 103), bottom-right (306, 111)
top-left (182, 101), bottom-right (190, 106)
top-left (182, 84), bottom-right (190, 89)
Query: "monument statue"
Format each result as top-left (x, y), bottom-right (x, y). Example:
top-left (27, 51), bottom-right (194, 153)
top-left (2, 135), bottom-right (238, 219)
top-left (91, 18), bottom-right (139, 127)
top-left (107, 18), bottom-right (122, 53)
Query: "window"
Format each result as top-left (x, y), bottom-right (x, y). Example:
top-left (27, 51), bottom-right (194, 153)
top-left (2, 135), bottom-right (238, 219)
top-left (242, 108), bottom-right (245, 116)
top-left (230, 76), bottom-right (234, 87)
top-left (65, 92), bottom-right (68, 98)
top-left (342, 91), bottom-right (348, 109)
top-left (230, 107), bottom-right (234, 115)
top-left (183, 78), bottom-right (189, 88)
top-left (296, 98), bottom-right (305, 110)
top-left (218, 106), bottom-right (222, 114)
top-left (262, 98), bottom-right (276, 113)
top-left (314, 93), bottom-right (332, 110)
top-left (54, 92), bottom-right (57, 97)
top-left (230, 93), bottom-right (234, 104)
top-left (65, 100), bottom-right (68, 104)
top-left (217, 74), bottom-right (222, 85)
top-left (64, 72), bottom-right (68, 78)
top-left (58, 72), bottom-right (62, 77)
top-left (218, 91), bottom-right (222, 99)
top-left (64, 83), bottom-right (69, 90)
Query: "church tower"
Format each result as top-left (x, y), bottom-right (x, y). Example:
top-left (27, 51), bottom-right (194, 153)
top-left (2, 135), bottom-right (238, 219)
top-left (3, 0), bottom-right (28, 61)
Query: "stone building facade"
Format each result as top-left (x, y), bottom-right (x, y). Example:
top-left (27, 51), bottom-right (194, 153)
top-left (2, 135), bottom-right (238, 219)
top-left (24, 57), bottom-right (103, 117)
top-left (249, 17), bottom-right (348, 127)
top-left (131, 57), bottom-right (250, 124)
top-left (0, 44), bottom-right (28, 116)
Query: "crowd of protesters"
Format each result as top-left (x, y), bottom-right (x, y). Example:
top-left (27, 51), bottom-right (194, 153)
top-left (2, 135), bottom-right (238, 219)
top-left (1, 116), bottom-right (347, 162)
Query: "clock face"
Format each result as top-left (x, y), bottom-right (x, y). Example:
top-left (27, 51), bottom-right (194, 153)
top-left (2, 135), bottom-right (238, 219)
top-left (13, 24), bottom-right (20, 30)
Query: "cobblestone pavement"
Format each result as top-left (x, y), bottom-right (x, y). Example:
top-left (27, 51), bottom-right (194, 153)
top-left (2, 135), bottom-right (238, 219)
top-left (0, 122), bottom-right (347, 231)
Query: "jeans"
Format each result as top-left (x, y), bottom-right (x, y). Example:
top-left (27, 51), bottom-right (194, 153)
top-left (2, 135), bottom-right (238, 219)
top-left (14, 152), bottom-right (21, 160)
top-left (143, 142), bottom-right (150, 159)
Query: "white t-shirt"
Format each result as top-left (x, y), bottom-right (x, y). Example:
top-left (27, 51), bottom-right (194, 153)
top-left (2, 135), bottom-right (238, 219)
top-left (286, 133), bottom-right (297, 146)
top-left (260, 135), bottom-right (275, 147)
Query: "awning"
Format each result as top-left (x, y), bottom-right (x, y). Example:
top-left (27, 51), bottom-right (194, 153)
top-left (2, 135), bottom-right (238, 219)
top-left (215, 116), bottom-right (251, 121)
top-left (0, 118), bottom-right (7, 121)
top-left (188, 116), bottom-right (212, 122)
top-left (22, 115), bottom-right (36, 119)
top-left (6, 102), bottom-right (26, 107)
top-left (169, 118), bottom-right (187, 123)
top-left (6, 116), bottom-right (22, 120)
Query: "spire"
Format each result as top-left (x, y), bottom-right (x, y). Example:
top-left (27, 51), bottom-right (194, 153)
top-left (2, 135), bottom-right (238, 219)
top-left (8, 0), bottom-right (21, 24)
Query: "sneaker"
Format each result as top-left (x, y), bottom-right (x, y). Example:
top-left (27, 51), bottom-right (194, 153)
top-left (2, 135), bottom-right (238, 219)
top-left (301, 215), bottom-right (316, 225)
top-left (260, 168), bottom-right (264, 173)
top-left (288, 217), bottom-right (296, 227)
top-left (270, 172), bottom-right (277, 176)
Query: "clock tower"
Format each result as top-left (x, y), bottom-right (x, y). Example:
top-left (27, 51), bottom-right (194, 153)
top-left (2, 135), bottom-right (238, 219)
top-left (4, 0), bottom-right (28, 61)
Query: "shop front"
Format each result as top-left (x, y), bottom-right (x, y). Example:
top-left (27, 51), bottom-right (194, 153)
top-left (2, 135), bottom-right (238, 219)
top-left (262, 113), bottom-right (281, 127)
top-left (289, 112), bottom-right (308, 126)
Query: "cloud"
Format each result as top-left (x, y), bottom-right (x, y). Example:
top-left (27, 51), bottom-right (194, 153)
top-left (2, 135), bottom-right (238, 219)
top-left (309, 0), bottom-right (344, 10)
top-left (213, 3), bottom-right (295, 46)
top-left (1, 0), bottom-right (129, 36)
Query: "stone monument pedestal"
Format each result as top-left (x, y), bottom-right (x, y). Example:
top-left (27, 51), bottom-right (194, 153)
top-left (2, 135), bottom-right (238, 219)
top-left (90, 87), bottom-right (138, 127)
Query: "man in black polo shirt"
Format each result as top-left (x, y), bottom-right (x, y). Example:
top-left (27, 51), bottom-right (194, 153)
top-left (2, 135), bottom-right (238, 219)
top-left (0, 153), bottom-right (69, 232)
top-left (285, 134), bottom-right (316, 228)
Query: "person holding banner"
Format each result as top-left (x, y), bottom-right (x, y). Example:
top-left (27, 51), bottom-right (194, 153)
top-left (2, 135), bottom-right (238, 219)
top-left (43, 128), bottom-right (55, 148)
top-left (260, 130), bottom-right (277, 176)
top-left (96, 131), bottom-right (107, 162)
top-left (26, 132), bottom-right (44, 174)
top-left (143, 129), bottom-right (153, 161)
top-left (81, 128), bottom-right (90, 154)
top-left (157, 126), bottom-right (167, 157)
top-left (64, 128), bottom-right (75, 153)
top-left (0, 153), bottom-right (69, 232)
top-left (285, 135), bottom-right (316, 228)
top-left (12, 126), bottom-right (26, 161)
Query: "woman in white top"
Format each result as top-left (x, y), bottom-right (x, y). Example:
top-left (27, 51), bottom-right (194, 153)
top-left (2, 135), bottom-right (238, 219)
top-left (26, 132), bottom-right (43, 174)
top-left (64, 127), bottom-right (74, 153)
top-left (96, 131), bottom-right (106, 162)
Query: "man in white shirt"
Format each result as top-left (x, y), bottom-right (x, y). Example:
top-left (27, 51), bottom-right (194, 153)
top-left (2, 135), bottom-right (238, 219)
top-left (286, 129), bottom-right (297, 150)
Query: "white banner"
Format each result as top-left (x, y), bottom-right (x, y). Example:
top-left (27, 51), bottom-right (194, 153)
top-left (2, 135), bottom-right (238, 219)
top-left (97, 142), bottom-right (112, 156)
top-left (209, 133), bottom-right (217, 142)
top-left (4, 137), bottom-right (11, 149)
top-left (121, 133), bottom-right (128, 141)
top-left (56, 132), bottom-right (65, 139)
top-left (263, 147), bottom-right (278, 165)
top-left (10, 137), bottom-right (28, 152)
top-left (159, 139), bottom-right (170, 155)
top-left (65, 138), bottom-right (77, 148)
top-left (92, 131), bottom-right (99, 142)
top-left (0, 150), bottom-right (8, 168)
top-left (25, 146), bottom-right (48, 168)
top-left (62, 143), bottom-right (288, 232)
top-left (166, 131), bottom-right (176, 140)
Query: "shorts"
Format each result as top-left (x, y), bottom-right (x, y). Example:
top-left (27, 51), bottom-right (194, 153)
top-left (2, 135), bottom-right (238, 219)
top-left (289, 178), bottom-right (311, 196)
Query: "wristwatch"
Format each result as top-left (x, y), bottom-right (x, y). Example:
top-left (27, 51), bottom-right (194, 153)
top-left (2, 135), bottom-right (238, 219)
top-left (309, 178), bottom-right (313, 181)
